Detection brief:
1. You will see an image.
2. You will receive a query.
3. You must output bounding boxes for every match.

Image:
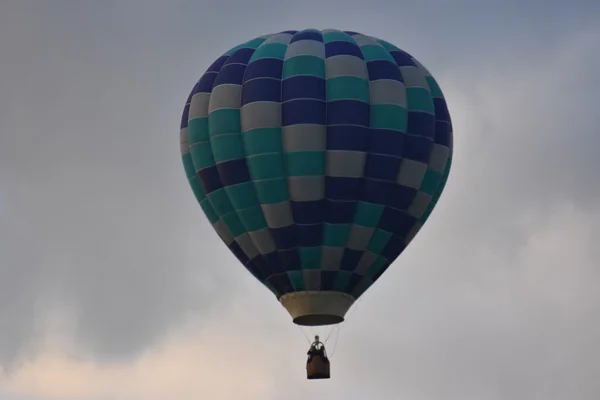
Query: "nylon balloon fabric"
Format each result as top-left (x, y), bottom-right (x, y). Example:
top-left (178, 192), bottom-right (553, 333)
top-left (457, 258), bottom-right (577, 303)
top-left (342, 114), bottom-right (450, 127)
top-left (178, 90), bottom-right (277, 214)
top-left (180, 29), bottom-right (453, 302)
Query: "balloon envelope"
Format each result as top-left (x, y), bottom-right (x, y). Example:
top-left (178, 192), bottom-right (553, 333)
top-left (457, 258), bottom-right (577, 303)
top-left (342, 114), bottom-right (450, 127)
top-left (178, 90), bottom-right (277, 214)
top-left (180, 29), bottom-right (453, 326)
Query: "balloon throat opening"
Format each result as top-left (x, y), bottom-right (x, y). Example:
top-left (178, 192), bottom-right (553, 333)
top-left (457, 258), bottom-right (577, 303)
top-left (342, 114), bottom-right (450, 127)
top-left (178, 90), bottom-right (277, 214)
top-left (294, 314), bottom-right (344, 326)
top-left (280, 291), bottom-right (355, 327)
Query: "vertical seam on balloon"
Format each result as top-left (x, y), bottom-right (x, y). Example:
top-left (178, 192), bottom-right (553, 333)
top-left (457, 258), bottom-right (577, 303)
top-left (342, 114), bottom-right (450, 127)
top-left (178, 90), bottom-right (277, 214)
top-left (424, 130), bottom-right (453, 221)
top-left (199, 45), bottom-right (265, 287)
top-left (339, 34), bottom-right (383, 295)
top-left (201, 58), bottom-right (243, 249)
top-left (365, 45), bottom-right (413, 283)
top-left (281, 30), bottom-right (312, 293)
top-left (323, 30), bottom-right (364, 297)
top-left (404, 60), bottom-right (446, 236)
top-left (187, 63), bottom-right (237, 251)
top-left (274, 33), bottom-right (298, 296)
top-left (181, 83), bottom-right (203, 205)
top-left (217, 41), bottom-right (281, 289)
top-left (422, 74), bottom-right (454, 222)
top-left (274, 33), bottom-right (293, 296)
top-left (215, 44), bottom-right (271, 285)
top-left (210, 60), bottom-right (261, 249)
top-left (239, 35), bottom-right (289, 295)
top-left (280, 37), bottom-right (296, 290)
top-left (237, 33), bottom-right (296, 297)
top-left (317, 31), bottom-right (326, 292)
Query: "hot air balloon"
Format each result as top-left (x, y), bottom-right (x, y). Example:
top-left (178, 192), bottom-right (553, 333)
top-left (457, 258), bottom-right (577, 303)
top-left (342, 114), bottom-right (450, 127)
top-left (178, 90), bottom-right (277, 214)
top-left (179, 29), bottom-right (453, 379)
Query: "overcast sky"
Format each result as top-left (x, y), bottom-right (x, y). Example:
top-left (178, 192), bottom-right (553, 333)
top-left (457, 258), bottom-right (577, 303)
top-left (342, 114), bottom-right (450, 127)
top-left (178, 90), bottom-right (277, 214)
top-left (0, 1), bottom-right (599, 399)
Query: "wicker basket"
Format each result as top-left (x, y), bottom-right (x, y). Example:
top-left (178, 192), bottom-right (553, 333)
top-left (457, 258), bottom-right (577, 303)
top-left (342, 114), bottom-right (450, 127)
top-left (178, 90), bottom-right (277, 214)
top-left (307, 355), bottom-right (330, 379)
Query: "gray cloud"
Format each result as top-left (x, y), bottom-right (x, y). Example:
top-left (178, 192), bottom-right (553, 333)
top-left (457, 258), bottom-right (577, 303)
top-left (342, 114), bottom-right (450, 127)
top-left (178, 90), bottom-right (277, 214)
top-left (0, 1), bottom-right (241, 365)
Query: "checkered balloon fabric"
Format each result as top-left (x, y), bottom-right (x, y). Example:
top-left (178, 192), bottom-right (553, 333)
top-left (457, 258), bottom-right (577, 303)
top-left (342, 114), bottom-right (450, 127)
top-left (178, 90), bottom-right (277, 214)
top-left (180, 29), bottom-right (453, 303)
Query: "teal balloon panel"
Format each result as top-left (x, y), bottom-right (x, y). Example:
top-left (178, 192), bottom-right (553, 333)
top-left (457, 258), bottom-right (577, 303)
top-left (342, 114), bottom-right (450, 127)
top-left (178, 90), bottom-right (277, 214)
top-left (180, 29), bottom-right (453, 301)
